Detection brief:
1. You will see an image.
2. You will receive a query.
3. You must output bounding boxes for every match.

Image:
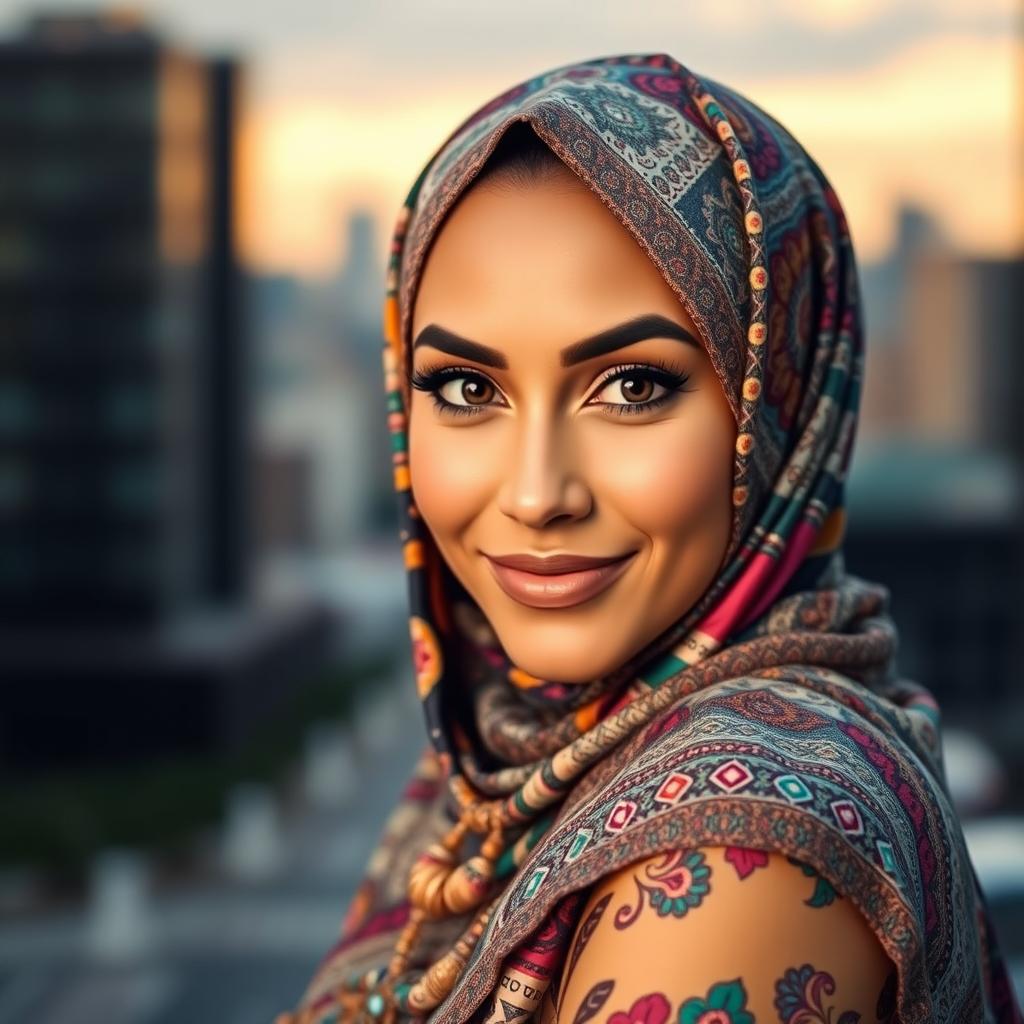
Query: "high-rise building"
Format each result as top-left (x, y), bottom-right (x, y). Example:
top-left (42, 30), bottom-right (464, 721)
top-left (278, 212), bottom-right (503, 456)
top-left (0, 12), bottom-right (332, 769)
top-left (849, 204), bottom-right (1024, 743)
top-left (0, 11), bottom-right (249, 627)
top-left (858, 203), bottom-right (1024, 462)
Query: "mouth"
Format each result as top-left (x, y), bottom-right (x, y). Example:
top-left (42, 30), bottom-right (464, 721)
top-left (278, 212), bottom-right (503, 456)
top-left (483, 551), bottom-right (637, 609)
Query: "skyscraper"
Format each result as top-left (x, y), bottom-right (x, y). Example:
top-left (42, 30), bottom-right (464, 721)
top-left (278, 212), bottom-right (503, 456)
top-left (0, 12), bottom-right (331, 769)
top-left (0, 11), bottom-right (249, 628)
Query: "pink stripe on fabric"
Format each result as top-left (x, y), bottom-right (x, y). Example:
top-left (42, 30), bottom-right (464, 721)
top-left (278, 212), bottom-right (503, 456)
top-left (700, 551), bottom-right (778, 642)
top-left (741, 519), bottom-right (821, 630)
top-left (700, 518), bottom-right (821, 641)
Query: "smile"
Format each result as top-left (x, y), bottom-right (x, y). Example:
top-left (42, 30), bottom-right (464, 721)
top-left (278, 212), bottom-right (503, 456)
top-left (483, 552), bottom-right (637, 609)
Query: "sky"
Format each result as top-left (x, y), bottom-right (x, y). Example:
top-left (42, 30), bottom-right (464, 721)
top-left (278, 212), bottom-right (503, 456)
top-left (2, 0), bottom-right (1020, 277)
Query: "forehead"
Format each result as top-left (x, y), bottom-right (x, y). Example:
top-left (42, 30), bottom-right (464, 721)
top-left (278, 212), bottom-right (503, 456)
top-left (412, 177), bottom-right (682, 328)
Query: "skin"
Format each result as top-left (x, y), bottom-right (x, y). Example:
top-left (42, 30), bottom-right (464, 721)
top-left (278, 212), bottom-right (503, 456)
top-left (532, 846), bottom-right (895, 1024)
top-left (408, 163), bottom-right (738, 685)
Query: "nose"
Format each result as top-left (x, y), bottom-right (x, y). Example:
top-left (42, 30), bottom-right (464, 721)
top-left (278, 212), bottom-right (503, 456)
top-left (496, 413), bottom-right (592, 529)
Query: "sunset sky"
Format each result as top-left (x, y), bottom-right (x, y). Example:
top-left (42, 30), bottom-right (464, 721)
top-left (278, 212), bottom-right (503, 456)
top-left (3, 0), bottom-right (1020, 277)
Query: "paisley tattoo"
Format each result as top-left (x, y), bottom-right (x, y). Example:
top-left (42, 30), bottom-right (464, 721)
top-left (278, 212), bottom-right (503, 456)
top-left (570, 979), bottom-right (614, 1024)
top-left (678, 978), bottom-right (755, 1024)
top-left (613, 849), bottom-right (711, 928)
top-left (566, 892), bottom-right (611, 979)
top-left (786, 856), bottom-right (839, 908)
top-left (774, 963), bottom-right (860, 1023)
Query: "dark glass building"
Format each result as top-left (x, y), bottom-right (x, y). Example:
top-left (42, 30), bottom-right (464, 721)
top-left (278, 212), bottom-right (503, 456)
top-left (0, 11), bottom-right (247, 627)
top-left (0, 13), bottom-right (332, 770)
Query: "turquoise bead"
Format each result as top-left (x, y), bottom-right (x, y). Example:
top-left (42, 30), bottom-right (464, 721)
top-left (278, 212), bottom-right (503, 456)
top-left (366, 992), bottom-right (386, 1017)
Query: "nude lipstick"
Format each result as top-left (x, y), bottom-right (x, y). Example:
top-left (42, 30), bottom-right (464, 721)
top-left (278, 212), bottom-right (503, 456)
top-left (483, 551), bottom-right (637, 609)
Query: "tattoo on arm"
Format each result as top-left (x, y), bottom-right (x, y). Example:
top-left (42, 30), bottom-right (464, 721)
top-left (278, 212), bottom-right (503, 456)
top-left (613, 849), bottom-right (711, 929)
top-left (566, 893), bottom-right (611, 980)
top-left (606, 992), bottom-right (671, 1024)
top-left (786, 856), bottom-right (840, 908)
top-left (724, 845), bottom-right (770, 880)
top-left (679, 978), bottom-right (755, 1024)
top-left (774, 963), bottom-right (860, 1023)
top-left (554, 849), bottom-right (889, 1024)
top-left (570, 979), bottom-right (614, 1024)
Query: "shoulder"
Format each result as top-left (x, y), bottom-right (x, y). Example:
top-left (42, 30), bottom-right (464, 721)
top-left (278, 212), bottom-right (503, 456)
top-left (541, 844), bottom-right (896, 1024)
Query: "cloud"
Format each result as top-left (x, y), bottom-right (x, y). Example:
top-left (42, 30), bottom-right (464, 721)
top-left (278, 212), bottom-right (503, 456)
top-left (246, 0), bottom-right (1017, 104)
top-left (237, 26), bottom-right (1020, 275)
top-left (5, 2), bottom-right (1011, 273)
top-left (2, 0), bottom-right (1015, 90)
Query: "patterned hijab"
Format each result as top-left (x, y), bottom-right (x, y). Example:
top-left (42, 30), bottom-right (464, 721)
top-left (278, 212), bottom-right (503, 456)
top-left (277, 53), bottom-right (1020, 1024)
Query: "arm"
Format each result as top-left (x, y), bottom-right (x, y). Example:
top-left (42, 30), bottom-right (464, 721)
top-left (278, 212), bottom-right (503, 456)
top-left (539, 845), bottom-right (897, 1024)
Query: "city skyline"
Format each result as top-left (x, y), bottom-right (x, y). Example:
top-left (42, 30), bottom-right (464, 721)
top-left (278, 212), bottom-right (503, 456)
top-left (1, 1), bottom-right (1018, 275)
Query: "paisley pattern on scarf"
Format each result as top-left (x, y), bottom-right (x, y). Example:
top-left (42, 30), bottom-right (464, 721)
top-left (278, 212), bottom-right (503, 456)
top-left (274, 53), bottom-right (1022, 1024)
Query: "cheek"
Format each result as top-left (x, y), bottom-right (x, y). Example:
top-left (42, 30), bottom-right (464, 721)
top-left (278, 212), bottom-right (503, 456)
top-left (408, 407), bottom-right (494, 537)
top-left (590, 419), bottom-right (734, 538)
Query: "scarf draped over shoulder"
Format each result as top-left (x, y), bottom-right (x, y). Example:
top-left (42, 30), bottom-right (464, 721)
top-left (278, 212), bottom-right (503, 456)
top-left (278, 53), bottom-right (1022, 1024)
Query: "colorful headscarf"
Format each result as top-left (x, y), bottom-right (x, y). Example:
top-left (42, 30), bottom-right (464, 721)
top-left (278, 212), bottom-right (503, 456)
top-left (275, 53), bottom-right (1021, 1024)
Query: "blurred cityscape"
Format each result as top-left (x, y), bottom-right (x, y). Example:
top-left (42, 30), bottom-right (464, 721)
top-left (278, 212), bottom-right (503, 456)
top-left (0, 8), bottom-right (1021, 1023)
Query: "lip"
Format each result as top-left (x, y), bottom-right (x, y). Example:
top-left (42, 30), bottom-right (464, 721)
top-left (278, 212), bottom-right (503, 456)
top-left (484, 551), bottom-right (637, 609)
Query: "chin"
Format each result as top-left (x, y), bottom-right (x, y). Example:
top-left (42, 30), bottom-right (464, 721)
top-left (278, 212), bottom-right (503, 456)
top-left (468, 576), bottom-right (651, 684)
top-left (498, 632), bottom-right (628, 686)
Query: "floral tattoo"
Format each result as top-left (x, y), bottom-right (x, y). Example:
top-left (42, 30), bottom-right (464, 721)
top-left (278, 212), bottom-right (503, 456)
top-left (606, 991), bottom-right (671, 1024)
top-left (774, 963), bottom-right (860, 1023)
top-left (679, 978), bottom-right (755, 1024)
top-left (613, 849), bottom-right (711, 929)
top-left (786, 856), bottom-right (840, 909)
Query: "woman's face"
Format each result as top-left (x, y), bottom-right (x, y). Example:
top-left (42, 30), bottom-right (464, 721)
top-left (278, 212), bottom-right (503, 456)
top-left (408, 165), bottom-right (737, 684)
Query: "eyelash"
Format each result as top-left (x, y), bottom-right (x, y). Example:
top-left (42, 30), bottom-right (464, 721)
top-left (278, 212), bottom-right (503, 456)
top-left (409, 356), bottom-right (693, 419)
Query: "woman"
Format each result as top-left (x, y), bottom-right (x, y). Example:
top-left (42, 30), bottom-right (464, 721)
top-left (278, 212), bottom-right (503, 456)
top-left (274, 53), bottom-right (1021, 1023)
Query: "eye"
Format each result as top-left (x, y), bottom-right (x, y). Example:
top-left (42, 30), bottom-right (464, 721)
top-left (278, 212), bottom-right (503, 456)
top-left (437, 374), bottom-right (497, 407)
top-left (594, 373), bottom-right (662, 405)
top-left (409, 358), bottom-right (692, 420)
top-left (409, 363), bottom-right (506, 418)
top-left (588, 361), bottom-right (692, 417)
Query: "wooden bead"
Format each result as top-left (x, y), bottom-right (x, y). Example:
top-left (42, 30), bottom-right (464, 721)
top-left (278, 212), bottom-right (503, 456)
top-left (417, 842), bottom-right (456, 868)
top-left (440, 855), bottom-right (494, 914)
top-left (407, 950), bottom-right (463, 1012)
top-left (408, 844), bottom-right (457, 915)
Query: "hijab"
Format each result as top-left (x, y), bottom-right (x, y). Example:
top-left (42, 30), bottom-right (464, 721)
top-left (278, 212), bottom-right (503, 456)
top-left (275, 53), bottom-right (1021, 1024)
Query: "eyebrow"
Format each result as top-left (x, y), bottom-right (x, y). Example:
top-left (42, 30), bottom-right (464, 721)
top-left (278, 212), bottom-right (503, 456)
top-left (410, 313), bottom-right (701, 370)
